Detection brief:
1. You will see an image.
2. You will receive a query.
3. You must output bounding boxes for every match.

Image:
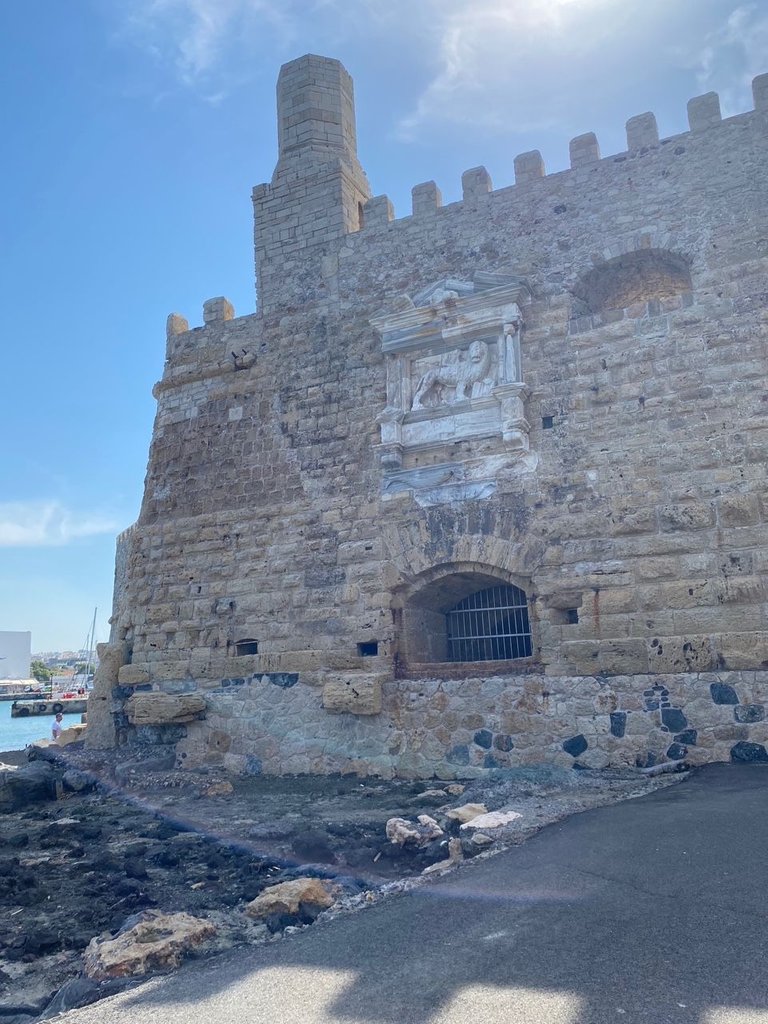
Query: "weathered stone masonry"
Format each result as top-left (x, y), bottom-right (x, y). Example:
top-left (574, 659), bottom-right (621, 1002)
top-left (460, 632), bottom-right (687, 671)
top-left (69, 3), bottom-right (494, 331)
top-left (97, 55), bottom-right (768, 777)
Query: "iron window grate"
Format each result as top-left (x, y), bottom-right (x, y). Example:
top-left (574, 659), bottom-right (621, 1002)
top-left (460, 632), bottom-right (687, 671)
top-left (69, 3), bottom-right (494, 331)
top-left (446, 585), bottom-right (532, 662)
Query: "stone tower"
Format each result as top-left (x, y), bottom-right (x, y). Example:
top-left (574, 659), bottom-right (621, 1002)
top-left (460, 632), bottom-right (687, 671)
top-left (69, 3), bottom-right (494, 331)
top-left (253, 54), bottom-right (372, 312)
top-left (104, 59), bottom-right (768, 778)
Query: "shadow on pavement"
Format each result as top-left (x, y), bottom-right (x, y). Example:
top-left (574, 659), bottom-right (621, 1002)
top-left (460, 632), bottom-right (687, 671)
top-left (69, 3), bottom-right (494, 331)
top-left (72, 764), bottom-right (768, 1024)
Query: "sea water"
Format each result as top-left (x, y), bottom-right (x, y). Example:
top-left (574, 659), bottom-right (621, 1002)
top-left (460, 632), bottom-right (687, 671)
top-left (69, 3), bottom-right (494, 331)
top-left (0, 701), bottom-right (83, 752)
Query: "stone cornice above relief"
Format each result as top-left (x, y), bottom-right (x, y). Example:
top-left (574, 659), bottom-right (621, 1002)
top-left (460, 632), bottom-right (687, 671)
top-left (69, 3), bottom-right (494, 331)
top-left (371, 275), bottom-right (530, 354)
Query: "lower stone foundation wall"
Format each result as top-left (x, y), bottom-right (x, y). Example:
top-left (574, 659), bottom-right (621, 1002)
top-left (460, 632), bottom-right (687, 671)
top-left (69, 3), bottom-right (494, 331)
top-left (167, 669), bottom-right (768, 778)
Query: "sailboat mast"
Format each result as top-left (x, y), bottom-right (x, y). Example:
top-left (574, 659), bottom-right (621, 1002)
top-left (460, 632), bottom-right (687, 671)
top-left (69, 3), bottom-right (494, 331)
top-left (85, 606), bottom-right (97, 678)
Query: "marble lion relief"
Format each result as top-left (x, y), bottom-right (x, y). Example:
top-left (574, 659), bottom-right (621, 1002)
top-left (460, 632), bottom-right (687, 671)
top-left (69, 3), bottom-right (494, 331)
top-left (370, 273), bottom-right (535, 497)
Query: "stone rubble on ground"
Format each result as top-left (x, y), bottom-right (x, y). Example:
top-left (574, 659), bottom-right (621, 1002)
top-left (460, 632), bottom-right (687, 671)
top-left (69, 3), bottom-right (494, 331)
top-left (445, 803), bottom-right (488, 824)
top-left (422, 838), bottom-right (464, 876)
top-left (459, 810), bottom-right (523, 831)
top-left (244, 878), bottom-right (335, 922)
top-left (82, 910), bottom-right (217, 980)
top-left (385, 814), bottom-right (444, 846)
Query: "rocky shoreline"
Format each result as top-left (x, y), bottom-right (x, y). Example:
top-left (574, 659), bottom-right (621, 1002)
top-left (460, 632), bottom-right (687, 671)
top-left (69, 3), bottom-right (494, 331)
top-left (0, 744), bottom-right (684, 1022)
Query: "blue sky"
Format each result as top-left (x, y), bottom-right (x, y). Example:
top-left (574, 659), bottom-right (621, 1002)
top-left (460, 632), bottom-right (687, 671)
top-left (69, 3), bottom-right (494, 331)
top-left (0, 0), bottom-right (764, 652)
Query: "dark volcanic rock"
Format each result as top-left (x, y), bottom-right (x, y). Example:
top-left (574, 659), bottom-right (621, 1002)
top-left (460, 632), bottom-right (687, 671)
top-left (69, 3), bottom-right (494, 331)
top-left (562, 734), bottom-right (588, 757)
top-left (730, 741), bottom-right (768, 763)
top-left (734, 704), bottom-right (765, 724)
top-left (710, 682), bottom-right (739, 705)
top-left (610, 712), bottom-right (627, 738)
top-left (661, 708), bottom-right (687, 733)
top-left (0, 762), bottom-right (57, 812)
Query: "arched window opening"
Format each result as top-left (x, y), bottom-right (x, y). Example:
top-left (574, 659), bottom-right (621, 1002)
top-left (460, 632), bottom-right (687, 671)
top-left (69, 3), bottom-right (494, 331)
top-left (447, 584), bottom-right (532, 662)
top-left (397, 569), bottom-right (534, 669)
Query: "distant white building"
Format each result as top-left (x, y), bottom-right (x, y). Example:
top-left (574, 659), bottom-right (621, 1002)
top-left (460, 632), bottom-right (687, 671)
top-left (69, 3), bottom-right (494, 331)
top-left (0, 631), bottom-right (32, 680)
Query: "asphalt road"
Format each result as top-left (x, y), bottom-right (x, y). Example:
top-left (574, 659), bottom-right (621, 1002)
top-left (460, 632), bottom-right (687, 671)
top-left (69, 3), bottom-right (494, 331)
top-left (60, 764), bottom-right (768, 1024)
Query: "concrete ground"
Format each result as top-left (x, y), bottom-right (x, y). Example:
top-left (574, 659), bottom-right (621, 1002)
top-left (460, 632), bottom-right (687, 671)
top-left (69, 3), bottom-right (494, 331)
top-left (60, 763), bottom-right (768, 1024)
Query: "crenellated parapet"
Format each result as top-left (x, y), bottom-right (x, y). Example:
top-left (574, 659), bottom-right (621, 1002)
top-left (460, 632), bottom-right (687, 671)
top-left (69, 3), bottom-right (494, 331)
top-left (155, 297), bottom-right (261, 398)
top-left (352, 74), bottom-right (768, 231)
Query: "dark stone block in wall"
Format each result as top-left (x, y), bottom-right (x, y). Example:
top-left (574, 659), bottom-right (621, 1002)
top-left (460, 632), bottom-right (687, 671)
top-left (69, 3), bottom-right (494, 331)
top-left (483, 754), bottom-right (500, 769)
top-left (493, 733), bottom-right (514, 752)
top-left (221, 677), bottom-right (246, 688)
top-left (661, 708), bottom-right (688, 732)
top-left (111, 686), bottom-right (135, 701)
top-left (245, 755), bottom-right (263, 775)
top-left (562, 734), bottom-right (588, 757)
top-left (265, 673), bottom-right (299, 689)
top-left (734, 704), bottom-right (765, 723)
top-left (473, 729), bottom-right (493, 749)
top-left (447, 744), bottom-right (470, 766)
top-left (131, 724), bottom-right (187, 746)
top-left (666, 743), bottom-right (687, 760)
top-left (675, 729), bottom-right (697, 745)
top-left (610, 712), bottom-right (627, 738)
top-left (730, 742), bottom-right (768, 763)
top-left (710, 682), bottom-right (739, 705)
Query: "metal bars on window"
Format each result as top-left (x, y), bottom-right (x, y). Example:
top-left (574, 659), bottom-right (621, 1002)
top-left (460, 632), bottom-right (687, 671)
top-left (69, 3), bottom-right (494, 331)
top-left (446, 585), bottom-right (532, 662)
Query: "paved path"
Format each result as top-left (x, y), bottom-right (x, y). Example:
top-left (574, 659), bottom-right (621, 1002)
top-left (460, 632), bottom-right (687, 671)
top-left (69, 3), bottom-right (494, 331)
top-left (62, 764), bottom-right (768, 1024)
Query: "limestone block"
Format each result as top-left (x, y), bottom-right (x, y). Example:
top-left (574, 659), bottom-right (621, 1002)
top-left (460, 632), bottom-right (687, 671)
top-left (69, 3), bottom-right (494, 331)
top-left (202, 296), bottom-right (234, 323)
top-left (687, 92), bottom-right (721, 130)
top-left (597, 639), bottom-right (648, 675)
top-left (93, 642), bottom-right (125, 689)
top-left (625, 112), bottom-right (658, 150)
top-left (322, 672), bottom-right (383, 715)
top-left (166, 312), bottom-right (189, 338)
top-left (84, 642), bottom-right (126, 750)
top-left (244, 878), bottom-right (334, 921)
top-left (83, 911), bottom-right (216, 979)
top-left (117, 665), bottom-right (151, 686)
top-left (461, 165), bottom-right (492, 199)
top-left (386, 815), bottom-right (443, 846)
top-left (446, 803), bottom-right (488, 824)
top-left (754, 73), bottom-right (768, 109)
top-left (646, 636), bottom-right (717, 673)
top-left (364, 195), bottom-right (394, 226)
top-left (514, 150), bottom-right (545, 184)
top-left (412, 181), bottom-right (442, 215)
top-left (658, 502), bottom-right (715, 531)
top-left (459, 810), bottom-right (522, 830)
top-left (152, 661), bottom-right (192, 681)
top-left (125, 692), bottom-right (207, 726)
top-left (561, 641), bottom-right (600, 675)
top-left (145, 604), bottom-right (176, 624)
top-left (716, 632), bottom-right (768, 670)
top-left (569, 132), bottom-right (600, 167)
top-left (716, 494), bottom-right (760, 527)
top-left (56, 724), bottom-right (87, 746)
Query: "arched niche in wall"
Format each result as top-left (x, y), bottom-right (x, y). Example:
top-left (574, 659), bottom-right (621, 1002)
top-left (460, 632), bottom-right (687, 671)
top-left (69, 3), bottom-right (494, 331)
top-left (393, 563), bottom-right (536, 672)
top-left (570, 249), bottom-right (693, 318)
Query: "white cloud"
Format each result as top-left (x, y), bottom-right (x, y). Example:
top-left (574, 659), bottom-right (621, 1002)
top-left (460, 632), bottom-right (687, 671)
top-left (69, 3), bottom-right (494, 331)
top-left (112, 0), bottom-right (764, 134)
top-left (0, 502), bottom-right (119, 548)
top-left (676, 3), bottom-right (768, 114)
top-left (118, 0), bottom-right (298, 89)
top-left (113, 0), bottom-right (648, 130)
top-left (396, 0), bottom-right (624, 139)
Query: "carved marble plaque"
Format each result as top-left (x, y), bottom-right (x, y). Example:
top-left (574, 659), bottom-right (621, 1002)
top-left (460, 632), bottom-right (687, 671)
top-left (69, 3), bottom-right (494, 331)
top-left (371, 272), bottom-right (535, 501)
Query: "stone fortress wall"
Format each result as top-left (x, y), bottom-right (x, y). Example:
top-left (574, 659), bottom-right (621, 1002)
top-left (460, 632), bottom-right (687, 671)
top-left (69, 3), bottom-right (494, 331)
top-left (97, 55), bottom-right (768, 777)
